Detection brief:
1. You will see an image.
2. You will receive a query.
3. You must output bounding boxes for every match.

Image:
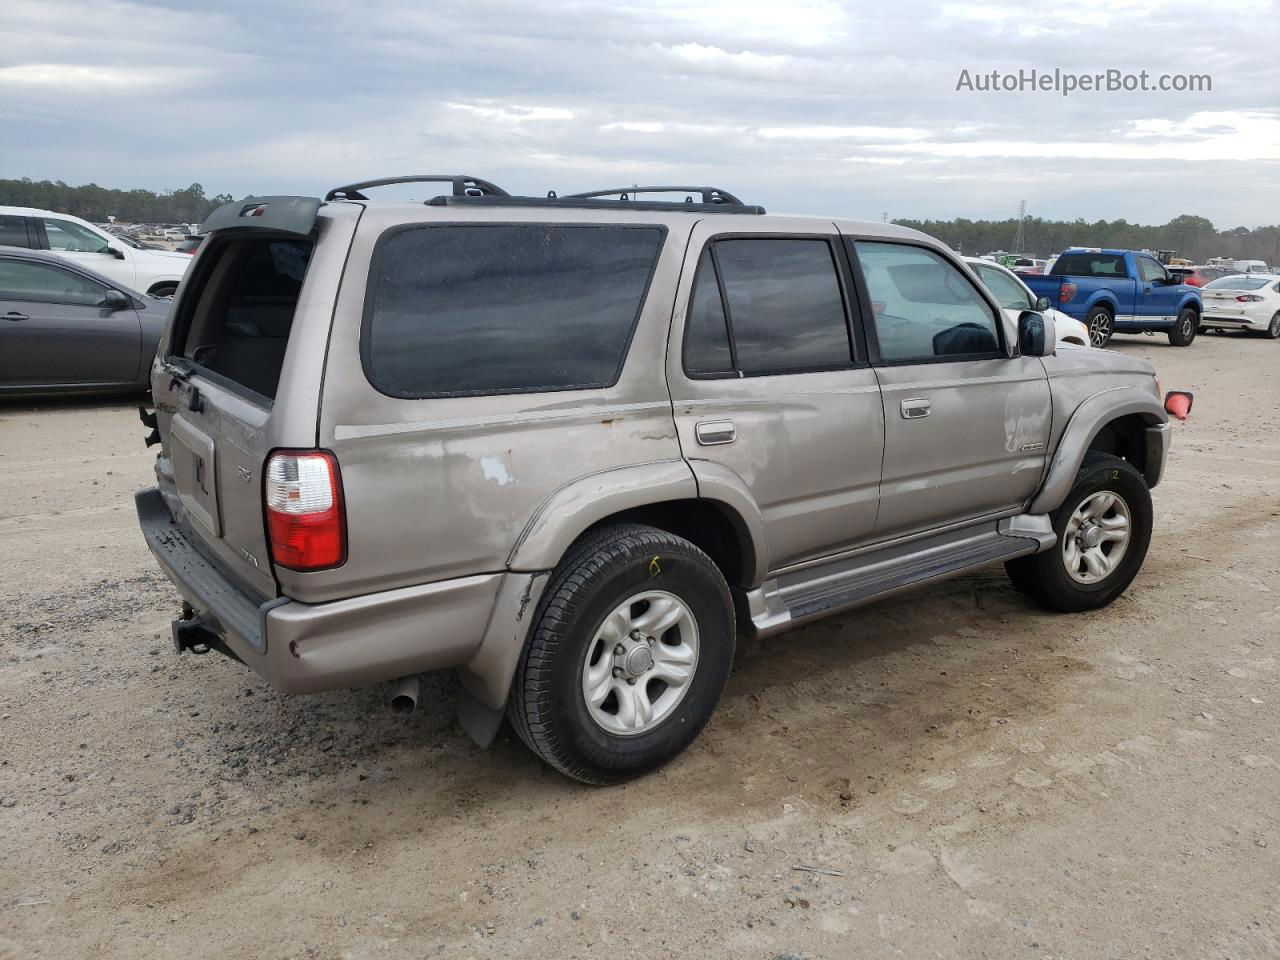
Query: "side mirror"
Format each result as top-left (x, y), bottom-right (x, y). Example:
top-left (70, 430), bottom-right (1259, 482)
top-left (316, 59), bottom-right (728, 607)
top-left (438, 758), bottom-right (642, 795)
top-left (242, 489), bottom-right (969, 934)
top-left (1034, 296), bottom-right (1052, 312)
top-left (1018, 310), bottom-right (1055, 357)
top-left (105, 245), bottom-right (125, 260)
top-left (101, 289), bottom-right (131, 311)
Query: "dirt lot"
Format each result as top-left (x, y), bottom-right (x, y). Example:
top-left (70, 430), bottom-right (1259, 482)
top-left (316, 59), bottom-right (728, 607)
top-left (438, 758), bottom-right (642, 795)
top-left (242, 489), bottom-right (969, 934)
top-left (1, 333), bottom-right (1277, 960)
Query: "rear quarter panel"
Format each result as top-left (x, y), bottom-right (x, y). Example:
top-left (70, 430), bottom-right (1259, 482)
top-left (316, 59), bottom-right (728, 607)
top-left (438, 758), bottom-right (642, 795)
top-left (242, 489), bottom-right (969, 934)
top-left (295, 205), bottom-right (693, 604)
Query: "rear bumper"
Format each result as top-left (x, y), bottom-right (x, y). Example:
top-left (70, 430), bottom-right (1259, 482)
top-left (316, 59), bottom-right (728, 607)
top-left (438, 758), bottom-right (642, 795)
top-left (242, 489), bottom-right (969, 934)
top-left (136, 487), bottom-right (503, 694)
top-left (1201, 311), bottom-right (1269, 331)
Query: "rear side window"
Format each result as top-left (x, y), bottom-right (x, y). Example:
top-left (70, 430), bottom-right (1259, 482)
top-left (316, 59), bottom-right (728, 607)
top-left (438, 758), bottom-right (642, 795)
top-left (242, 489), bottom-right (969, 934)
top-left (0, 215), bottom-right (29, 247)
top-left (364, 224), bottom-right (664, 398)
top-left (1051, 253), bottom-right (1127, 277)
top-left (683, 237), bottom-right (853, 377)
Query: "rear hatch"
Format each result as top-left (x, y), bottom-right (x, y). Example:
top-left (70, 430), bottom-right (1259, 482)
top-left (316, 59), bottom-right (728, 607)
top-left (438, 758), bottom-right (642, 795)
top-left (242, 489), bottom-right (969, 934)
top-left (150, 198), bottom-right (359, 599)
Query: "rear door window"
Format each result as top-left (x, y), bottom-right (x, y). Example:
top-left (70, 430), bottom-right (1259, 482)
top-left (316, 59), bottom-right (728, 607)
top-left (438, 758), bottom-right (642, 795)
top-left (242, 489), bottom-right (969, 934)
top-left (682, 237), bottom-right (854, 377)
top-left (363, 224), bottom-right (664, 398)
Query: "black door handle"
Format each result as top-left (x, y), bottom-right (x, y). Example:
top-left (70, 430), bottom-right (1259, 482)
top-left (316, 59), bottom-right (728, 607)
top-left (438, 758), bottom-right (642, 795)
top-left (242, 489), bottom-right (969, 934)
top-left (3, 312), bottom-right (28, 321)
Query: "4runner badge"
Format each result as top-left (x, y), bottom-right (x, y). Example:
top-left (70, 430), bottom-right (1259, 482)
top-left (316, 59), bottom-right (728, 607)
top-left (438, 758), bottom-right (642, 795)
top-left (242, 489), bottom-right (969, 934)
top-left (237, 466), bottom-right (253, 483)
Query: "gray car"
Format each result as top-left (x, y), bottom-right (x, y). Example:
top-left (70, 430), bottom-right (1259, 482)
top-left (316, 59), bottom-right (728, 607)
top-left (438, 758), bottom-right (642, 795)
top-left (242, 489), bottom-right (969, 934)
top-left (134, 177), bottom-right (1184, 784)
top-left (0, 246), bottom-right (168, 396)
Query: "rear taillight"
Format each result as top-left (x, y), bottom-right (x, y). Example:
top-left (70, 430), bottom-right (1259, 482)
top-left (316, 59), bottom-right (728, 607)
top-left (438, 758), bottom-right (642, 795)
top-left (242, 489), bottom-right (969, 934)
top-left (264, 450), bottom-right (345, 570)
top-left (1237, 294), bottom-right (1264, 302)
top-left (1060, 282), bottom-right (1077, 303)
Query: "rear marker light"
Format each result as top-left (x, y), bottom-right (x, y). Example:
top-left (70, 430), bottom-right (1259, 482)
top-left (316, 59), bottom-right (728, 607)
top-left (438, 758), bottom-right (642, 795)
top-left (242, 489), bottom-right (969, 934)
top-left (264, 450), bottom-right (345, 571)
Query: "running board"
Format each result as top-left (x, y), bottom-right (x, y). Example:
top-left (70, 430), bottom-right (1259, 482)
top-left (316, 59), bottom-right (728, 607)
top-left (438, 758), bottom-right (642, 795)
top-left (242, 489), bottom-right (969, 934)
top-left (741, 516), bottom-right (1054, 638)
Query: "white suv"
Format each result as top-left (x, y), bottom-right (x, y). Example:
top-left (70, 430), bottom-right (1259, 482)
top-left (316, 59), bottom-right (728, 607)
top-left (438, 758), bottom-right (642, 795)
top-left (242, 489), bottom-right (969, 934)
top-left (0, 206), bottom-right (191, 298)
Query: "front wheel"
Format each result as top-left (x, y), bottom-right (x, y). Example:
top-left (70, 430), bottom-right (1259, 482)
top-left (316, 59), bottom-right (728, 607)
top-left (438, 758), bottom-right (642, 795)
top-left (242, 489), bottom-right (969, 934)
top-left (1085, 306), bottom-right (1114, 348)
top-left (1168, 308), bottom-right (1198, 347)
top-left (1005, 452), bottom-right (1153, 613)
top-left (508, 524), bottom-right (735, 785)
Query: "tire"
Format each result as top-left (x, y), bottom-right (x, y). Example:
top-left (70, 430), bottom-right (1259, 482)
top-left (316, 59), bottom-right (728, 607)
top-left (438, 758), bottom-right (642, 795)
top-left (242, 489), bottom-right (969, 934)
top-left (1168, 307), bottom-right (1198, 347)
top-left (508, 523), bottom-right (735, 785)
top-left (148, 283), bottom-right (178, 300)
top-left (1005, 452), bottom-right (1153, 613)
top-left (1085, 306), bottom-right (1114, 347)
top-left (1263, 313), bottom-right (1280, 340)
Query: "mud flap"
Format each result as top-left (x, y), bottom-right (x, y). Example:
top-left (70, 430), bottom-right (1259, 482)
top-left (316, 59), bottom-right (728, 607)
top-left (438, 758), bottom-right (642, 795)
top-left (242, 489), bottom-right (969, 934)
top-left (457, 681), bottom-right (506, 749)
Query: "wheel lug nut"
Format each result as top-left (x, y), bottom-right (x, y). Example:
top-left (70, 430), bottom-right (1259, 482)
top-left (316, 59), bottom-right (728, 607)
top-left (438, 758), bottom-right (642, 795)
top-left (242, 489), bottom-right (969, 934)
top-left (612, 667), bottom-right (623, 678)
top-left (614, 644), bottom-right (625, 656)
top-left (626, 678), bottom-right (637, 685)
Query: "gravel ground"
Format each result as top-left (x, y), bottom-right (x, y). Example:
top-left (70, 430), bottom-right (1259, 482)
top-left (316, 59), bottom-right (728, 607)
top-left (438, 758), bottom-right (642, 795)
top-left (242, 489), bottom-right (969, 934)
top-left (1, 332), bottom-right (1278, 960)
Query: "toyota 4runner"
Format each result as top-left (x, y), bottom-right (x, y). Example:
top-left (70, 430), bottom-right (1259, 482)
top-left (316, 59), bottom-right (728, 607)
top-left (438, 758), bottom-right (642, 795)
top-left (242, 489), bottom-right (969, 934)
top-left (135, 176), bottom-right (1187, 784)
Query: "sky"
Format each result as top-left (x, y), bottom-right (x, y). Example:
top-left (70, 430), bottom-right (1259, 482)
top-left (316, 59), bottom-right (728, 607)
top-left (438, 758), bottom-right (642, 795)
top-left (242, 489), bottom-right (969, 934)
top-left (2, 0), bottom-right (1278, 227)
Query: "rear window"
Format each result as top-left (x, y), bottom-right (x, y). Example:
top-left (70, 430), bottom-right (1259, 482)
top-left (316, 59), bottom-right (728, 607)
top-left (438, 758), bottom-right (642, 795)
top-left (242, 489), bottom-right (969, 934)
top-left (174, 235), bottom-right (314, 401)
top-left (1051, 253), bottom-right (1128, 278)
top-left (363, 224), bottom-right (665, 398)
top-left (1205, 276), bottom-right (1269, 290)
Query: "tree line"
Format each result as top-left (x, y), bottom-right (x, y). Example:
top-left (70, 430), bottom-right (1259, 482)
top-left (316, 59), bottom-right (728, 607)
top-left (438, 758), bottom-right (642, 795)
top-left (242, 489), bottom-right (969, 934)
top-left (0, 178), bottom-right (233, 224)
top-left (891, 214), bottom-right (1280, 266)
top-left (3, 177), bottom-right (1276, 265)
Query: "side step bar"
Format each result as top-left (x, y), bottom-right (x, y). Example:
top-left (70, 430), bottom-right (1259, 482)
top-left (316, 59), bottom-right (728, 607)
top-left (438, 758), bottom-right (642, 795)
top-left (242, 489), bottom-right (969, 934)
top-left (742, 515), bottom-right (1055, 638)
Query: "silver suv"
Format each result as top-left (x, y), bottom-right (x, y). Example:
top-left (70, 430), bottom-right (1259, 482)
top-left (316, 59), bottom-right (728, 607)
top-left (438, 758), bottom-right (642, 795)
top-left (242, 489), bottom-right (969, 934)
top-left (135, 176), bottom-right (1182, 784)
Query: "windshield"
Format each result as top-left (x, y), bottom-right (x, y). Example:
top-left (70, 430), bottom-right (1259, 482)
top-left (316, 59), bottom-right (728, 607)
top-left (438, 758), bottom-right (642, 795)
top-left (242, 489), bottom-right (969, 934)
top-left (1205, 276), bottom-right (1270, 290)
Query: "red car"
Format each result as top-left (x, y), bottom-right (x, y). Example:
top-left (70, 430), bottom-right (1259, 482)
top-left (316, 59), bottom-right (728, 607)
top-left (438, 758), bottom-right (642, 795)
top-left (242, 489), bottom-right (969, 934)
top-left (1169, 265), bottom-right (1233, 287)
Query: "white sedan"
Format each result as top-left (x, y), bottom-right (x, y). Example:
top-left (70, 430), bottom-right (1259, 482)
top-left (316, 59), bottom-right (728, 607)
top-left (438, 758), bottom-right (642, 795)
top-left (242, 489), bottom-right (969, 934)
top-left (1200, 274), bottom-right (1280, 338)
top-left (0, 205), bottom-right (191, 299)
top-left (964, 256), bottom-right (1091, 348)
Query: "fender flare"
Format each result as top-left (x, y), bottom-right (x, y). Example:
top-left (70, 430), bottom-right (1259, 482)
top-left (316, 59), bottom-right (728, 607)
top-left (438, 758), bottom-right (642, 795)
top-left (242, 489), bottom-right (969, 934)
top-left (685, 459), bottom-right (769, 587)
top-left (1029, 387), bottom-right (1168, 515)
top-left (458, 459), bottom-right (767, 719)
top-left (1176, 292), bottom-right (1202, 314)
top-left (506, 459), bottom-right (698, 571)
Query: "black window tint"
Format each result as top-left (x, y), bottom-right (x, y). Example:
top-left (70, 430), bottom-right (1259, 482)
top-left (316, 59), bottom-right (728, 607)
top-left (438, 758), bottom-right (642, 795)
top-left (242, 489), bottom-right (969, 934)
top-left (0, 215), bottom-right (28, 247)
top-left (713, 238), bottom-right (851, 374)
top-left (1051, 253), bottom-right (1127, 277)
top-left (365, 225), bottom-right (663, 397)
top-left (0, 258), bottom-right (106, 306)
top-left (855, 242), bottom-right (1001, 362)
top-left (684, 247), bottom-right (733, 374)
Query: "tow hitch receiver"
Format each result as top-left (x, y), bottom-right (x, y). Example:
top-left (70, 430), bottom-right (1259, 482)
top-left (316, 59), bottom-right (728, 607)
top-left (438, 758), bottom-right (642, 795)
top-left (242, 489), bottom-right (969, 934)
top-left (171, 604), bottom-right (242, 663)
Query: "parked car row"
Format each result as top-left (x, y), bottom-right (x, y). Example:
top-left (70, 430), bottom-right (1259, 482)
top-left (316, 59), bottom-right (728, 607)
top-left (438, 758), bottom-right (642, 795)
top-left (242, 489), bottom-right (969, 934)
top-left (0, 205), bottom-right (191, 298)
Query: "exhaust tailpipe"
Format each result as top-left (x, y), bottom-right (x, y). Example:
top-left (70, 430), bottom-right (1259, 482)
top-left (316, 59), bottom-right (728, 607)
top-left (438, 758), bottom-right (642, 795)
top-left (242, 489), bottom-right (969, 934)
top-left (388, 675), bottom-right (421, 715)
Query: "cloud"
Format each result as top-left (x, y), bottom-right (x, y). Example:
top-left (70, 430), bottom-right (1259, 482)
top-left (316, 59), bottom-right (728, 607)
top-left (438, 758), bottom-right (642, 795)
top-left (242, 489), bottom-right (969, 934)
top-left (1, 0), bottom-right (1277, 226)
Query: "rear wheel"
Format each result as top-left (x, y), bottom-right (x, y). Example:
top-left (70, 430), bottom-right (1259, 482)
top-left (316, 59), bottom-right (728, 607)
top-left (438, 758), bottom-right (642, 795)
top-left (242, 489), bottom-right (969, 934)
top-left (1168, 307), bottom-right (1198, 347)
top-left (1263, 312), bottom-right (1280, 339)
top-left (509, 524), bottom-right (735, 785)
top-left (1005, 452), bottom-right (1152, 612)
top-left (1085, 306), bottom-right (1114, 347)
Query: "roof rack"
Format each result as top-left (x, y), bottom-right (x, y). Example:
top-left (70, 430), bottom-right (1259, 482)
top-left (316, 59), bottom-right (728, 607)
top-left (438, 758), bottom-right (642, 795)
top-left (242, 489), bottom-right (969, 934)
top-left (561, 185), bottom-right (746, 205)
top-left (324, 175), bottom-right (509, 201)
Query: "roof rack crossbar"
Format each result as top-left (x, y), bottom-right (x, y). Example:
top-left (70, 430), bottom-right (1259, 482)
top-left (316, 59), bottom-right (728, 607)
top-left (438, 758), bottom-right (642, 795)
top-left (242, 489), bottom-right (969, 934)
top-left (561, 185), bottom-right (746, 205)
top-left (325, 175), bottom-right (509, 202)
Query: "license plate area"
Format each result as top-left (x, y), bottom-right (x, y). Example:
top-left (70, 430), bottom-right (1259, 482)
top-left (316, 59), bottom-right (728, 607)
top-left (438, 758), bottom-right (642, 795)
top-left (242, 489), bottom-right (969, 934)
top-left (170, 414), bottom-right (221, 536)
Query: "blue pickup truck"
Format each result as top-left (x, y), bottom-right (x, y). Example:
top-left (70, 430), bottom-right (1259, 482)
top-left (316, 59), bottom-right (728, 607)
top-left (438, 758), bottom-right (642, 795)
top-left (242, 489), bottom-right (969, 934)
top-left (1024, 249), bottom-right (1203, 348)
